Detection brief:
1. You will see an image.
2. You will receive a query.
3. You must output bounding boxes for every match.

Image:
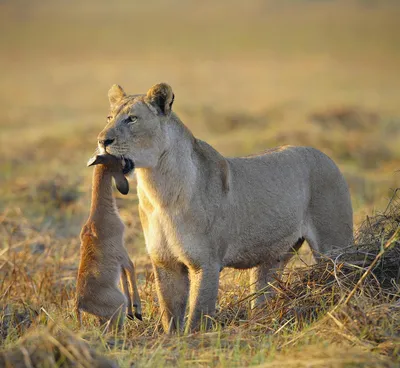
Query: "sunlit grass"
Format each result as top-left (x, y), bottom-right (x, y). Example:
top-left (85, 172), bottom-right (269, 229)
top-left (1, 0), bottom-right (400, 366)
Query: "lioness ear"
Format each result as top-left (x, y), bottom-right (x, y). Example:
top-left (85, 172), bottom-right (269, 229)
top-left (108, 84), bottom-right (126, 109)
top-left (146, 83), bottom-right (174, 115)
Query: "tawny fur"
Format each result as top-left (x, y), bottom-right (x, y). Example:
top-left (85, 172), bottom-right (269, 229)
top-left (75, 154), bottom-right (142, 330)
top-left (97, 83), bottom-right (354, 333)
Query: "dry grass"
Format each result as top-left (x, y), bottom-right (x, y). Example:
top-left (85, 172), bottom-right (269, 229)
top-left (0, 324), bottom-right (118, 368)
top-left (1, 0), bottom-right (400, 366)
top-left (0, 190), bottom-right (399, 366)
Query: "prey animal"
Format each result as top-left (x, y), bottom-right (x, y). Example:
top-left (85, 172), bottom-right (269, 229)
top-left (75, 153), bottom-right (142, 330)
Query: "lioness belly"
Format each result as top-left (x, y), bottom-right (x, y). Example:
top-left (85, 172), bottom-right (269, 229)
top-left (221, 231), bottom-right (302, 269)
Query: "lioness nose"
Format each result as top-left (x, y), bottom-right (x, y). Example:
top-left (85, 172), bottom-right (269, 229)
top-left (99, 138), bottom-right (115, 148)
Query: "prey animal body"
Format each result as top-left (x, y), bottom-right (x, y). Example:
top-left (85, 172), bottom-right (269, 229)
top-left (97, 83), bottom-right (354, 333)
top-left (75, 153), bottom-right (142, 330)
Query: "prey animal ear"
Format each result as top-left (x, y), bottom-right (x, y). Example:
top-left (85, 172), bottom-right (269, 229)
top-left (87, 154), bottom-right (106, 167)
top-left (108, 84), bottom-right (126, 109)
top-left (113, 172), bottom-right (130, 195)
top-left (146, 83), bottom-right (174, 115)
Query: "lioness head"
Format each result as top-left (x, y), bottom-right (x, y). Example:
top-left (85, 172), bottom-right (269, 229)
top-left (97, 83), bottom-right (175, 174)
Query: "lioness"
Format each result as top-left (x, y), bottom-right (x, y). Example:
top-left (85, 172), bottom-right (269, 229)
top-left (96, 83), bottom-right (353, 333)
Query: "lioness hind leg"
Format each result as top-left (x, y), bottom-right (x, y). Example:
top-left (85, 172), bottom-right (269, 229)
top-left (305, 217), bottom-right (353, 261)
top-left (250, 239), bottom-right (304, 309)
top-left (306, 179), bottom-right (353, 257)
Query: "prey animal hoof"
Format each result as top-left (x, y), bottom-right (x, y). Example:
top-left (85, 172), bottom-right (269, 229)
top-left (127, 313), bottom-right (143, 321)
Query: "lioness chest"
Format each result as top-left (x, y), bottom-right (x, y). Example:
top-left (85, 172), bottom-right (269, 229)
top-left (139, 203), bottom-right (209, 267)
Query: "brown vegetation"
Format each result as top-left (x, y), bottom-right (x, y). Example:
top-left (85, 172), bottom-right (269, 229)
top-left (1, 0), bottom-right (400, 366)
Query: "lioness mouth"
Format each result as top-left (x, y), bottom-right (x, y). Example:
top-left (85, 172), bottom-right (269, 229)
top-left (122, 157), bottom-right (135, 175)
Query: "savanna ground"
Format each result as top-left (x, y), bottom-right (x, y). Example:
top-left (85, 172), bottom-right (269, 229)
top-left (1, 0), bottom-right (400, 366)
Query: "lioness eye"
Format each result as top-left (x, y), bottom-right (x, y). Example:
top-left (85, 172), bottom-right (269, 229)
top-left (126, 116), bottom-right (138, 124)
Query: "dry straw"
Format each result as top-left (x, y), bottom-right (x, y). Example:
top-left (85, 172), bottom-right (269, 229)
top-left (0, 190), bottom-right (399, 366)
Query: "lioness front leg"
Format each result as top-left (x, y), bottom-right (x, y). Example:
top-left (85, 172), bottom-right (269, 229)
top-left (186, 264), bottom-right (220, 332)
top-left (153, 262), bottom-right (189, 333)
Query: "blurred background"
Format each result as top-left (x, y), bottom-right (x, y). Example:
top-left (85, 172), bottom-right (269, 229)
top-left (1, 0), bottom-right (400, 244)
